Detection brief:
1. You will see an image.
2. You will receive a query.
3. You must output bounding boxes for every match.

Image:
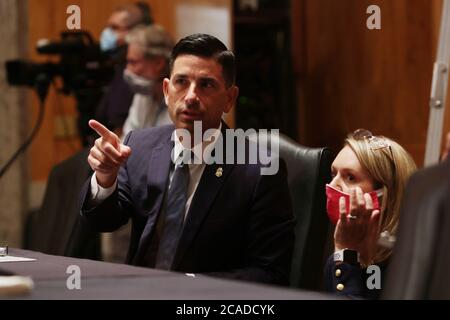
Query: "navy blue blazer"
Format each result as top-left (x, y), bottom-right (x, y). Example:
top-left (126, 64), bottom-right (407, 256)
top-left (80, 124), bottom-right (295, 285)
top-left (324, 255), bottom-right (384, 299)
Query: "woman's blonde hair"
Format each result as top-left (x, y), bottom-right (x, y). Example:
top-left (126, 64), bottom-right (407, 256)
top-left (345, 130), bottom-right (417, 263)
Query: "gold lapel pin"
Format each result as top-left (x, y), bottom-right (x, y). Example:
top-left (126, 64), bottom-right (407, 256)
top-left (215, 167), bottom-right (223, 177)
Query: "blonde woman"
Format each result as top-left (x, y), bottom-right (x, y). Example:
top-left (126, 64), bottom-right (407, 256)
top-left (324, 129), bottom-right (417, 299)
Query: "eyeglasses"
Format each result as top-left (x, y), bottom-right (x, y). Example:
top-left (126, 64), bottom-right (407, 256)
top-left (351, 128), bottom-right (397, 176)
top-left (109, 23), bottom-right (130, 32)
top-left (352, 129), bottom-right (391, 151)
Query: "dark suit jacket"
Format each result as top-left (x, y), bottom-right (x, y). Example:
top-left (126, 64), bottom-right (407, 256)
top-left (324, 255), bottom-right (384, 299)
top-left (383, 159), bottom-right (450, 299)
top-left (80, 124), bottom-right (295, 285)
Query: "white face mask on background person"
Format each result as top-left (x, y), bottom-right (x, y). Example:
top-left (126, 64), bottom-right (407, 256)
top-left (100, 27), bottom-right (118, 52)
top-left (123, 69), bottom-right (156, 95)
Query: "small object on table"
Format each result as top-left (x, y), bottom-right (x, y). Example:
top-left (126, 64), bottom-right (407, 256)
top-left (0, 276), bottom-right (34, 297)
top-left (0, 246), bottom-right (8, 257)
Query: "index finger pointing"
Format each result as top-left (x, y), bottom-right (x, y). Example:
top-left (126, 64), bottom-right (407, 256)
top-left (89, 120), bottom-right (116, 142)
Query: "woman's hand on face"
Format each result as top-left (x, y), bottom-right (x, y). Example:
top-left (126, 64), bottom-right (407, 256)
top-left (334, 186), bottom-right (380, 266)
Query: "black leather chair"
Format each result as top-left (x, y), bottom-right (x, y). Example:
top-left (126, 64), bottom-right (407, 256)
top-left (26, 148), bottom-right (101, 260)
top-left (249, 132), bottom-right (333, 290)
top-left (383, 159), bottom-right (450, 299)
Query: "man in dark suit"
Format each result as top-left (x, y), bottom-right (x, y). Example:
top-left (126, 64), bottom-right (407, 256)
top-left (79, 34), bottom-right (295, 285)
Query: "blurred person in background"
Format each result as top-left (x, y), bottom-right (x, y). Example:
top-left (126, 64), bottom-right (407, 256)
top-left (95, 2), bottom-right (153, 137)
top-left (121, 24), bottom-right (174, 139)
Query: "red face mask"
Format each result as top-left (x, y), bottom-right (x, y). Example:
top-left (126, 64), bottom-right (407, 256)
top-left (325, 184), bottom-right (383, 225)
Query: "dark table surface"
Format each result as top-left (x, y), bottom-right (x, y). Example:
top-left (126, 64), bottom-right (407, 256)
top-left (0, 249), bottom-right (337, 300)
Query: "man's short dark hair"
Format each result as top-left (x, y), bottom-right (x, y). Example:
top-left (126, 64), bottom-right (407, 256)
top-left (169, 34), bottom-right (236, 87)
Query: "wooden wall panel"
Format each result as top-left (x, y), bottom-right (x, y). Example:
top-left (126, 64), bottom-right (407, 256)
top-left (293, 0), bottom-right (439, 166)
